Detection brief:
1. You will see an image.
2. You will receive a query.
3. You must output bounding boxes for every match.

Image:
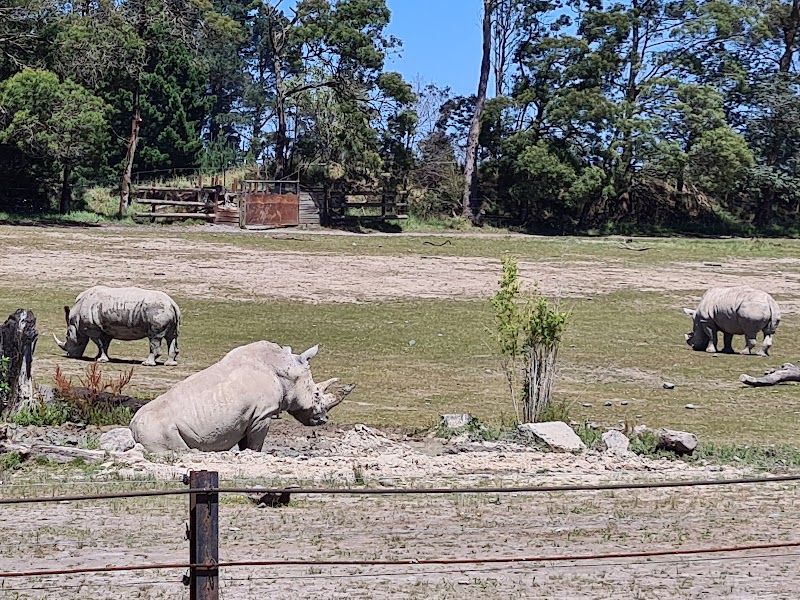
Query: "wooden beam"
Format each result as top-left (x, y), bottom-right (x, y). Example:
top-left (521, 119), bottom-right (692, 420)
top-left (135, 199), bottom-right (208, 207)
top-left (133, 212), bottom-right (214, 220)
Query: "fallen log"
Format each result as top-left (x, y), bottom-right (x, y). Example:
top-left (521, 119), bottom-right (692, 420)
top-left (0, 441), bottom-right (108, 464)
top-left (739, 363), bottom-right (800, 387)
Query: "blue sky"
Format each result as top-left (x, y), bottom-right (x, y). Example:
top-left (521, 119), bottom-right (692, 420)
top-left (384, 0), bottom-right (484, 96)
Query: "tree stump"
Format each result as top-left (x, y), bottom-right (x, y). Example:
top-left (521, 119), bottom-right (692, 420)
top-left (739, 363), bottom-right (800, 387)
top-left (0, 309), bottom-right (38, 417)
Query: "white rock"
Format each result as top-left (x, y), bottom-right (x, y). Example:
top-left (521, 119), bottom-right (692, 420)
top-left (663, 382), bottom-right (675, 390)
top-left (656, 428), bottom-right (698, 455)
top-left (440, 414), bottom-right (472, 429)
top-left (98, 428), bottom-right (135, 453)
top-left (601, 430), bottom-right (630, 455)
top-left (517, 422), bottom-right (586, 453)
top-left (685, 403), bottom-right (696, 410)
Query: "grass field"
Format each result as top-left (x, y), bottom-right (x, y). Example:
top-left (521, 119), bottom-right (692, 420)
top-left (2, 225), bottom-right (800, 447)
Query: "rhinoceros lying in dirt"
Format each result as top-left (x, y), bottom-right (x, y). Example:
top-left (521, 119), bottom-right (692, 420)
top-left (683, 286), bottom-right (781, 356)
top-left (54, 285), bottom-right (181, 366)
top-left (129, 341), bottom-right (353, 453)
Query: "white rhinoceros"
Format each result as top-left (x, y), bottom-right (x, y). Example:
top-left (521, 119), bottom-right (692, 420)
top-left (54, 285), bottom-right (181, 366)
top-left (682, 286), bottom-right (781, 355)
top-left (129, 341), bottom-right (350, 453)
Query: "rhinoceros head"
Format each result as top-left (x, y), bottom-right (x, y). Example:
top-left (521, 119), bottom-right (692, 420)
top-left (53, 305), bottom-right (89, 358)
top-left (284, 345), bottom-right (354, 426)
top-left (682, 307), bottom-right (708, 350)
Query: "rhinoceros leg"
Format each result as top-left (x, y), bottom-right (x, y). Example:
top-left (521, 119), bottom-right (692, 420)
top-left (93, 335), bottom-right (111, 363)
top-left (238, 422), bottom-right (271, 452)
top-left (761, 334), bottom-right (774, 356)
top-left (741, 335), bottom-right (758, 355)
top-left (165, 334), bottom-right (179, 366)
top-left (722, 333), bottom-right (735, 354)
top-left (142, 337), bottom-right (162, 366)
top-left (703, 324), bottom-right (718, 353)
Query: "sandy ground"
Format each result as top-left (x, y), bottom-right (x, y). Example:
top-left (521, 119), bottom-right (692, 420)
top-left (0, 228), bottom-right (798, 303)
top-left (0, 423), bottom-right (799, 599)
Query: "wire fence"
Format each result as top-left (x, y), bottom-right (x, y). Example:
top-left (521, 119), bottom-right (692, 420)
top-left (0, 472), bottom-right (798, 597)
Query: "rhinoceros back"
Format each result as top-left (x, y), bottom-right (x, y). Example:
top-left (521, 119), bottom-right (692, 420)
top-left (74, 286), bottom-right (180, 341)
top-left (698, 286), bottom-right (779, 334)
top-left (130, 342), bottom-right (286, 452)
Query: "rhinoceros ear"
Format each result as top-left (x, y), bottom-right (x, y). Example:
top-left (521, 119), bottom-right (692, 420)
top-left (300, 344), bottom-right (320, 363)
top-left (63, 305), bottom-right (70, 325)
top-left (682, 308), bottom-right (696, 319)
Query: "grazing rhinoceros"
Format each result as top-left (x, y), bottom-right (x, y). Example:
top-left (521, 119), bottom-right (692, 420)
top-left (54, 285), bottom-right (181, 366)
top-left (129, 341), bottom-right (353, 453)
top-left (682, 286), bottom-right (781, 356)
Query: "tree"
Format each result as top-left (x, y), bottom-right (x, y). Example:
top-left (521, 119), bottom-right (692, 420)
top-left (256, 0), bottom-right (403, 179)
top-left (462, 0), bottom-right (493, 222)
top-left (0, 69), bottom-right (109, 214)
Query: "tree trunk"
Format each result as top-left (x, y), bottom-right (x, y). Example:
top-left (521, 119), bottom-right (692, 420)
top-left (0, 309), bottom-right (38, 418)
top-left (779, 0), bottom-right (800, 73)
top-left (461, 0), bottom-right (493, 223)
top-left (615, 0), bottom-right (642, 218)
top-left (59, 162), bottom-right (72, 215)
top-left (119, 80), bottom-right (142, 217)
top-left (268, 12), bottom-right (288, 180)
top-left (740, 363), bottom-right (800, 387)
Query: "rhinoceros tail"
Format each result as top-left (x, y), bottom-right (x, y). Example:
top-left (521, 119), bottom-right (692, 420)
top-left (172, 301), bottom-right (182, 336)
top-left (767, 301), bottom-right (781, 335)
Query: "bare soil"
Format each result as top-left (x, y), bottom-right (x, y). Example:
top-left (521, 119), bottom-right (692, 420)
top-left (0, 423), bottom-right (799, 599)
top-left (1, 228), bottom-right (799, 303)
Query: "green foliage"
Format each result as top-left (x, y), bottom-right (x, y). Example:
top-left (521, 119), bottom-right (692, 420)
top-left (10, 401), bottom-right (132, 427)
top-left (0, 356), bottom-right (10, 407)
top-left (491, 256), bottom-right (569, 423)
top-left (0, 70), bottom-right (109, 163)
top-left (0, 451), bottom-right (22, 473)
top-left (574, 424), bottom-right (602, 449)
top-left (629, 431), bottom-right (661, 457)
top-left (433, 416), bottom-right (514, 442)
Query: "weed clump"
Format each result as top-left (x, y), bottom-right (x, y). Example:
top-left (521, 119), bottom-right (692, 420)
top-left (10, 364), bottom-right (135, 427)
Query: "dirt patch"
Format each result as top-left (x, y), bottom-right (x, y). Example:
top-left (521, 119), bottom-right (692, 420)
top-left (1, 229), bottom-right (799, 304)
top-left (0, 423), bottom-right (796, 599)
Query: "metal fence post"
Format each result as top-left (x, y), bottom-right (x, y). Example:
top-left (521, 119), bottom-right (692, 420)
top-left (189, 470), bottom-right (219, 600)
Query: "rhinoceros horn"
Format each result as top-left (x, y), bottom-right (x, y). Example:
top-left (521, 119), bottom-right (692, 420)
top-left (324, 383), bottom-right (356, 411)
top-left (53, 333), bottom-right (66, 351)
top-left (316, 377), bottom-right (339, 393)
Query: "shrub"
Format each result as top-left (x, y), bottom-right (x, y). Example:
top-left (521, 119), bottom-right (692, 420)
top-left (491, 257), bottom-right (569, 423)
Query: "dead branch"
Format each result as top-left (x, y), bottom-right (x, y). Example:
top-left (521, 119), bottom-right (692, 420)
top-left (740, 363), bottom-right (800, 387)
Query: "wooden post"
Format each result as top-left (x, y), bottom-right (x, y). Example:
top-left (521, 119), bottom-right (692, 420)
top-left (189, 470), bottom-right (219, 600)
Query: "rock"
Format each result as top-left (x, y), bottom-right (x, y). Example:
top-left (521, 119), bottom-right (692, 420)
top-left (99, 428), bottom-right (135, 453)
top-left (408, 340), bottom-right (416, 347)
top-left (517, 422), bottom-right (586, 453)
top-left (581, 403), bottom-right (593, 408)
top-left (604, 401), bottom-right (613, 407)
top-left (662, 382), bottom-right (675, 390)
top-left (685, 403), bottom-right (696, 410)
top-left (620, 401), bottom-right (629, 406)
top-left (601, 430), bottom-right (630, 455)
top-left (633, 425), bottom-right (652, 437)
top-left (440, 414), bottom-right (472, 429)
top-left (656, 428), bottom-right (698, 456)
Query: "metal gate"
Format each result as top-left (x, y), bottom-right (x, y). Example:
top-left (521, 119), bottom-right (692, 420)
top-left (240, 180), bottom-right (300, 228)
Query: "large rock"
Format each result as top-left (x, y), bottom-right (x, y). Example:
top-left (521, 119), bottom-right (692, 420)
top-left (99, 428), bottom-right (136, 453)
top-left (440, 414), bottom-right (472, 429)
top-left (601, 430), bottom-right (630, 455)
top-left (518, 422), bottom-right (586, 453)
top-left (656, 428), bottom-right (698, 456)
